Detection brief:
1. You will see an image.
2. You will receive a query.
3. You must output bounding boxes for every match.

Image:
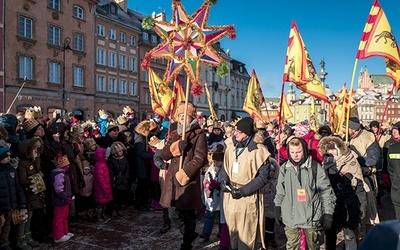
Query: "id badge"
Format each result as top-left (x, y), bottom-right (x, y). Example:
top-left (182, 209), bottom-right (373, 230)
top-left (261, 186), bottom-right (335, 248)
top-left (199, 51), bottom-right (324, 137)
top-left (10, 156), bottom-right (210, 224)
top-left (297, 188), bottom-right (306, 202)
top-left (232, 161), bottom-right (239, 174)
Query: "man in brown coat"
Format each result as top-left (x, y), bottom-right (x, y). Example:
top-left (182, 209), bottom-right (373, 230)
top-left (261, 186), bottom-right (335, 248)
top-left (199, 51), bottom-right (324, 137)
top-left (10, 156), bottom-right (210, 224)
top-left (160, 102), bottom-right (208, 250)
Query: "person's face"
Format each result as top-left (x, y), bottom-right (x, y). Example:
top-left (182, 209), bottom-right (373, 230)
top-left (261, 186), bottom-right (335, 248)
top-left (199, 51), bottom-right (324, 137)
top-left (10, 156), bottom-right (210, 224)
top-left (371, 126), bottom-right (379, 134)
top-left (207, 126), bottom-right (214, 133)
top-left (83, 168), bottom-right (91, 175)
top-left (117, 150), bottom-right (124, 157)
top-left (179, 114), bottom-right (193, 125)
top-left (212, 128), bottom-right (221, 135)
top-left (327, 148), bottom-right (338, 157)
top-left (234, 129), bottom-right (248, 142)
top-left (289, 145), bottom-right (304, 163)
top-left (108, 128), bottom-right (119, 138)
top-left (319, 130), bottom-right (330, 138)
top-left (89, 144), bottom-right (97, 152)
top-left (392, 128), bottom-right (400, 140)
top-left (294, 130), bottom-right (304, 138)
top-left (341, 126), bottom-right (356, 138)
top-left (34, 126), bottom-right (45, 138)
top-left (0, 156), bottom-right (10, 164)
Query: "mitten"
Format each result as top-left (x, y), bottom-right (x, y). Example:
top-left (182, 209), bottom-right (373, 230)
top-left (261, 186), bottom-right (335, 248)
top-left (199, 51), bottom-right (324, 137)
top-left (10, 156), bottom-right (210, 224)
top-left (220, 180), bottom-right (233, 193)
top-left (170, 141), bottom-right (181, 157)
top-left (178, 141), bottom-right (188, 151)
top-left (210, 180), bottom-right (220, 189)
top-left (65, 198), bottom-right (73, 205)
top-left (175, 168), bottom-right (190, 186)
top-left (231, 188), bottom-right (242, 199)
top-left (274, 206), bottom-right (282, 225)
top-left (319, 214), bottom-right (333, 230)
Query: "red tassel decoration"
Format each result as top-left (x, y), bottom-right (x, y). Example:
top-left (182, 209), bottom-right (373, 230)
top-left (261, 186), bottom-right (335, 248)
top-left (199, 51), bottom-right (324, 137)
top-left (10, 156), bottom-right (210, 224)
top-left (227, 25), bottom-right (236, 40)
top-left (141, 54), bottom-right (151, 70)
top-left (190, 82), bottom-right (204, 97)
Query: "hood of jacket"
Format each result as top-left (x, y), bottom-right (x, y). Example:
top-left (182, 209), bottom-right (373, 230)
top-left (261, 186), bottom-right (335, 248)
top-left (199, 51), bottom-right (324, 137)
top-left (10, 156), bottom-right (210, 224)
top-left (18, 137), bottom-right (44, 160)
top-left (318, 136), bottom-right (348, 156)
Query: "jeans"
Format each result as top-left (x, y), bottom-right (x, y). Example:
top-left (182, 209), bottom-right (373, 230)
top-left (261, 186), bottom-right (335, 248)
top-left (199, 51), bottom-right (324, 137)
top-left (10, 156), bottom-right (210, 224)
top-left (202, 210), bottom-right (219, 236)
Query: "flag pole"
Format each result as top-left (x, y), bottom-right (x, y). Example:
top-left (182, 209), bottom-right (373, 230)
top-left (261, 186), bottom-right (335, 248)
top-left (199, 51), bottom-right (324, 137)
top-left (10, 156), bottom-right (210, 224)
top-left (345, 59), bottom-right (359, 143)
top-left (6, 76), bottom-right (27, 114)
top-left (179, 76), bottom-right (191, 170)
top-left (277, 81), bottom-right (286, 165)
top-left (378, 83), bottom-right (395, 137)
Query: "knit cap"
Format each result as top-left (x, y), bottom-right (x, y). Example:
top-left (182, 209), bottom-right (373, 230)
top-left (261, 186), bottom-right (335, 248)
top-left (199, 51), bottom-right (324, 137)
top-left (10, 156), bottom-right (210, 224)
top-left (0, 146), bottom-right (11, 161)
top-left (343, 117), bottom-right (361, 131)
top-left (235, 117), bottom-right (254, 136)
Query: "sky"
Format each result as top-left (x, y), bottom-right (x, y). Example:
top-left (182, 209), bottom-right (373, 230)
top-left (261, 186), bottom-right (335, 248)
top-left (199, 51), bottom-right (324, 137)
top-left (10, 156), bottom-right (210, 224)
top-left (128, 0), bottom-right (400, 98)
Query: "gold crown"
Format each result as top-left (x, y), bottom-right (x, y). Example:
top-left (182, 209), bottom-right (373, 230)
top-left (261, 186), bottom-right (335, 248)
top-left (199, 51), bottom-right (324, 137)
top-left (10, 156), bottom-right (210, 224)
top-left (117, 114), bottom-right (128, 125)
top-left (25, 106), bottom-right (43, 119)
top-left (71, 125), bottom-right (84, 135)
top-left (107, 120), bottom-right (118, 132)
top-left (123, 106), bottom-right (133, 115)
top-left (83, 138), bottom-right (97, 150)
top-left (231, 117), bottom-right (242, 126)
top-left (206, 116), bottom-right (214, 127)
top-left (98, 109), bottom-right (108, 119)
top-left (255, 120), bottom-right (266, 129)
top-left (53, 155), bottom-right (70, 168)
top-left (212, 121), bottom-right (221, 129)
top-left (23, 118), bottom-right (40, 133)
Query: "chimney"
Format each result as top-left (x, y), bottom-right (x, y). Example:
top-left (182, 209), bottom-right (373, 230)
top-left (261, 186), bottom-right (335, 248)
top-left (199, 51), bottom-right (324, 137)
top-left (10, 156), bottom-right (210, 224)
top-left (115, 0), bottom-right (128, 12)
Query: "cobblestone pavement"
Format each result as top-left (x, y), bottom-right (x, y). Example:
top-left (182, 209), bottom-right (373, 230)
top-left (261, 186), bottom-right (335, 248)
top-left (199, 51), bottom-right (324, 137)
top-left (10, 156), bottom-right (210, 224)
top-left (35, 191), bottom-right (396, 250)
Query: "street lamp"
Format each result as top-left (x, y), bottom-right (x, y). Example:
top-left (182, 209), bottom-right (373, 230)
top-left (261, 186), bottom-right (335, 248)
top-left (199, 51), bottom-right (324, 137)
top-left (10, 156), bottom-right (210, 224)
top-left (62, 37), bottom-right (72, 114)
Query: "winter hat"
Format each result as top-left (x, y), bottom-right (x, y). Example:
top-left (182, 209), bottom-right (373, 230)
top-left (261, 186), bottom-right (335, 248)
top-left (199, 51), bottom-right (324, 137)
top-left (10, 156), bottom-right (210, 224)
top-left (0, 114), bottom-right (19, 134)
top-left (0, 146), bottom-right (11, 161)
top-left (343, 117), bottom-right (361, 130)
top-left (23, 119), bottom-right (40, 135)
top-left (392, 122), bottom-right (400, 131)
top-left (370, 120), bottom-right (380, 128)
top-left (295, 121), bottom-right (310, 137)
top-left (235, 117), bottom-right (254, 136)
top-left (178, 102), bottom-right (197, 118)
top-left (53, 154), bottom-right (70, 168)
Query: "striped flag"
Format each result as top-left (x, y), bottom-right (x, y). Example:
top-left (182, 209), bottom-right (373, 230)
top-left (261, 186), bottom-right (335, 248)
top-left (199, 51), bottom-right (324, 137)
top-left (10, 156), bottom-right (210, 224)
top-left (149, 68), bottom-right (172, 117)
top-left (169, 75), bottom-right (186, 122)
top-left (356, 0), bottom-right (400, 66)
top-left (204, 81), bottom-right (218, 120)
top-left (243, 69), bottom-right (265, 121)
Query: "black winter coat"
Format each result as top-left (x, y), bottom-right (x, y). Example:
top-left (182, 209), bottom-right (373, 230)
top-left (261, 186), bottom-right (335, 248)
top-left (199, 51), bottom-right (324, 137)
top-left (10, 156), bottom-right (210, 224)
top-left (0, 162), bottom-right (26, 212)
top-left (107, 156), bottom-right (130, 191)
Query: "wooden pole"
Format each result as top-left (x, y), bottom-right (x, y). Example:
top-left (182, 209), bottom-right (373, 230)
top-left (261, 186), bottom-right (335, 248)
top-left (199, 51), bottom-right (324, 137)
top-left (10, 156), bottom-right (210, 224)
top-left (179, 76), bottom-right (191, 169)
top-left (6, 77), bottom-right (27, 114)
top-left (345, 58), bottom-right (358, 143)
top-left (377, 83), bottom-right (395, 138)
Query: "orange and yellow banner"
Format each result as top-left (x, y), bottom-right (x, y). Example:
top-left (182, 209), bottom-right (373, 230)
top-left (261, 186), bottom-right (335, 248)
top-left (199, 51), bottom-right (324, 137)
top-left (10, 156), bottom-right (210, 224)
top-left (278, 92), bottom-right (293, 124)
top-left (204, 81), bottom-right (218, 120)
top-left (149, 68), bottom-right (172, 117)
top-left (243, 69), bottom-right (265, 121)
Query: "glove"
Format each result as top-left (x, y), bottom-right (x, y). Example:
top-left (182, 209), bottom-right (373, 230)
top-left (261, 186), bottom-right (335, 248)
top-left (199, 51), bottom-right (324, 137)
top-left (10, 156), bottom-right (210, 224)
top-left (381, 173), bottom-right (391, 188)
top-left (231, 188), bottom-right (242, 199)
top-left (170, 141), bottom-right (181, 157)
top-left (220, 180), bottom-right (233, 193)
top-left (175, 168), bottom-right (190, 186)
top-left (210, 180), bottom-right (220, 189)
top-left (178, 141), bottom-right (188, 151)
top-left (64, 198), bottom-right (73, 205)
top-left (274, 206), bottom-right (282, 225)
top-left (319, 214), bottom-right (333, 231)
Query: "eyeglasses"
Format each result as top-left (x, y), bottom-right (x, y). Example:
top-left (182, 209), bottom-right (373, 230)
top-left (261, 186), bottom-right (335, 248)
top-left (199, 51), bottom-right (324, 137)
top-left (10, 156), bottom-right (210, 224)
top-left (234, 130), bottom-right (244, 134)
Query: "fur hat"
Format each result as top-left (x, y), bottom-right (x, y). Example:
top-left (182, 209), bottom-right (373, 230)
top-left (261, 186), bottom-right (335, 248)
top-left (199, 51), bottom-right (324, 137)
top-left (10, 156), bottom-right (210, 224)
top-left (343, 117), bottom-right (361, 131)
top-left (135, 120), bottom-right (158, 137)
top-left (98, 109), bottom-right (108, 120)
top-left (0, 146), bottom-right (11, 161)
top-left (53, 154), bottom-right (70, 168)
top-left (235, 117), bottom-right (254, 136)
top-left (178, 102), bottom-right (197, 118)
top-left (110, 141), bottom-right (126, 155)
top-left (23, 119), bottom-right (40, 133)
top-left (318, 136), bottom-right (348, 157)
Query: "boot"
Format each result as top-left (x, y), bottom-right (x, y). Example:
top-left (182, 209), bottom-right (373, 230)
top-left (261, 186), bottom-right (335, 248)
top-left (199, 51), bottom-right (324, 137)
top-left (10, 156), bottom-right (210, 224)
top-left (96, 209), bottom-right (105, 222)
top-left (24, 232), bottom-right (39, 247)
top-left (16, 236), bottom-right (32, 250)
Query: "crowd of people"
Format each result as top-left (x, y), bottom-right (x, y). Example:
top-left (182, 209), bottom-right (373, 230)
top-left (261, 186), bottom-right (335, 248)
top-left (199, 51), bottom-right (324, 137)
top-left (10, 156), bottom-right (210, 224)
top-left (0, 102), bottom-right (399, 250)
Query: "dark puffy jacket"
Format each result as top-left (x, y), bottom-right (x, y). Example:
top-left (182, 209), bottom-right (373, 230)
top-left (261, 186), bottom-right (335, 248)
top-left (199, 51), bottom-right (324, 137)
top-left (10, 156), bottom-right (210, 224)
top-left (0, 162), bottom-right (26, 212)
top-left (107, 156), bottom-right (129, 191)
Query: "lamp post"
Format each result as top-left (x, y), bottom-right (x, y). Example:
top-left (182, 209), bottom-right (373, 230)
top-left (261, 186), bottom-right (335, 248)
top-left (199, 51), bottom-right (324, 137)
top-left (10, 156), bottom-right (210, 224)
top-left (62, 37), bottom-right (72, 115)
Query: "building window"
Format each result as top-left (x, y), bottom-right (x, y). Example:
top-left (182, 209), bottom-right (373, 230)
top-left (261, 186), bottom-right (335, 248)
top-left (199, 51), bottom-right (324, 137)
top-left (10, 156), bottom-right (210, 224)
top-left (49, 0), bottom-right (60, 11)
top-left (151, 35), bottom-right (157, 44)
top-left (73, 66), bottom-right (84, 87)
top-left (19, 16), bottom-right (33, 39)
top-left (120, 32), bottom-right (126, 43)
top-left (97, 76), bottom-right (105, 92)
top-left (142, 32), bottom-right (148, 41)
top-left (119, 80), bottom-right (127, 94)
top-left (145, 92), bottom-right (151, 104)
top-left (129, 81), bottom-right (137, 96)
top-left (129, 57), bottom-right (136, 72)
top-left (144, 70), bottom-right (149, 82)
top-left (19, 56), bottom-right (33, 79)
top-left (48, 25), bottom-right (60, 46)
top-left (97, 25), bottom-right (105, 37)
top-left (109, 52), bottom-right (116, 68)
top-left (49, 61), bottom-right (61, 84)
top-left (73, 33), bottom-right (84, 51)
top-left (109, 29), bottom-right (116, 40)
top-left (73, 5), bottom-right (84, 19)
top-left (129, 35), bottom-right (135, 46)
top-left (108, 78), bottom-right (116, 93)
top-left (119, 55), bottom-right (126, 70)
top-left (97, 48), bottom-right (106, 65)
